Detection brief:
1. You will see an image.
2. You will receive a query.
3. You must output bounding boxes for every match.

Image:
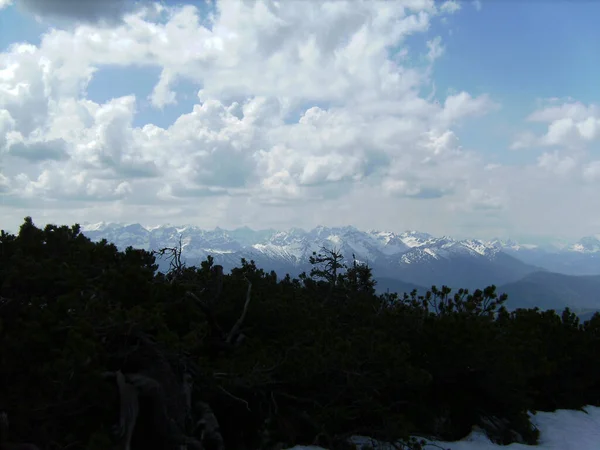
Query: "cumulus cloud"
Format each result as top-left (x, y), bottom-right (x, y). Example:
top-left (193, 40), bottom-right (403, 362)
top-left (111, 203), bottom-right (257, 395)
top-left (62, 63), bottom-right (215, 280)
top-left (512, 101), bottom-right (600, 150)
top-left (537, 151), bottom-right (577, 176)
top-left (439, 91), bottom-right (498, 124)
top-left (0, 0), bottom-right (596, 238)
top-left (0, 109), bottom-right (15, 150)
top-left (8, 139), bottom-right (70, 161)
top-left (29, 1), bottom-right (448, 110)
top-left (14, 166), bottom-right (133, 201)
top-left (18, 0), bottom-right (135, 24)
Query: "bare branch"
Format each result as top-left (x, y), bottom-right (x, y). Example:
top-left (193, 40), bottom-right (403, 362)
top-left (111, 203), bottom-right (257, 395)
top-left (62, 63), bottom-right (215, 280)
top-left (217, 386), bottom-right (251, 411)
top-left (154, 234), bottom-right (186, 279)
top-left (226, 278), bottom-right (252, 345)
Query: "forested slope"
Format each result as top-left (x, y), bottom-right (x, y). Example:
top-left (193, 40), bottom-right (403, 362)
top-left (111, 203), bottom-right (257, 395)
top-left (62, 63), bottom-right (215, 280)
top-left (1, 217), bottom-right (600, 450)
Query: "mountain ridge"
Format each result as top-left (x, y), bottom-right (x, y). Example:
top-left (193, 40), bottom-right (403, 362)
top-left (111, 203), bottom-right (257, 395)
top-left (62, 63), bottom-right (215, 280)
top-left (81, 221), bottom-right (600, 255)
top-left (80, 222), bottom-right (544, 290)
top-left (499, 271), bottom-right (600, 312)
top-left (78, 222), bottom-right (600, 311)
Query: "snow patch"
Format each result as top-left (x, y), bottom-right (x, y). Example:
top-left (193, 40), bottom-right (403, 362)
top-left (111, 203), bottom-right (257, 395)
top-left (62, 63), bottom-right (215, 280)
top-left (286, 406), bottom-right (600, 450)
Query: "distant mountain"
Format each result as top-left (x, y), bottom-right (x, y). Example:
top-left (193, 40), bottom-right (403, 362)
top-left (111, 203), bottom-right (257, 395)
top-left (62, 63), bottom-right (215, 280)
top-left (506, 251), bottom-right (600, 276)
top-left (499, 272), bottom-right (600, 312)
top-left (374, 277), bottom-right (427, 296)
top-left (80, 222), bottom-right (543, 291)
top-left (381, 249), bottom-right (542, 291)
top-left (78, 222), bottom-right (600, 312)
top-left (491, 236), bottom-right (600, 276)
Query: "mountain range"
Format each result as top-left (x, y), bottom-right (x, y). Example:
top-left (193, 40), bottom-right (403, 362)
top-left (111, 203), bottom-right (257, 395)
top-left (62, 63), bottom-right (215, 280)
top-left (80, 222), bottom-right (600, 314)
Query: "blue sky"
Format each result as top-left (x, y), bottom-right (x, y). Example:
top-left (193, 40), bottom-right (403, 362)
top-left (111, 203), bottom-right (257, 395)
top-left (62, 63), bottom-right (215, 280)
top-left (1, 0), bottom-right (599, 239)
top-left (433, 1), bottom-right (600, 166)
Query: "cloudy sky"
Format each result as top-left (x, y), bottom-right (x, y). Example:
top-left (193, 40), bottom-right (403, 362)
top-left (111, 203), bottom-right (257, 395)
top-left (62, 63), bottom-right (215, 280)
top-left (1, 0), bottom-right (599, 240)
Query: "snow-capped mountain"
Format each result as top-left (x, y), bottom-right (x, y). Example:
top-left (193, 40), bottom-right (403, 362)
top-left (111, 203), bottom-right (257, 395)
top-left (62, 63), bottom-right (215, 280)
top-left (572, 236), bottom-right (600, 253)
top-left (80, 222), bottom-right (552, 289)
top-left (78, 221), bottom-right (600, 311)
top-left (489, 235), bottom-right (600, 254)
top-left (81, 222), bottom-right (502, 265)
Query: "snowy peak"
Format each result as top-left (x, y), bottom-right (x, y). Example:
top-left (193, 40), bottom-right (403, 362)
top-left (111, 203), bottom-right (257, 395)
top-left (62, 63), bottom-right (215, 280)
top-left (81, 221), bottom-right (127, 232)
top-left (399, 230), bottom-right (436, 247)
top-left (458, 239), bottom-right (497, 256)
top-left (571, 236), bottom-right (600, 253)
top-left (74, 222), bottom-right (600, 287)
top-left (489, 235), bottom-right (600, 254)
top-left (79, 222), bottom-right (509, 268)
top-left (488, 238), bottom-right (527, 251)
top-left (78, 222), bottom-right (600, 271)
top-left (394, 237), bottom-right (500, 265)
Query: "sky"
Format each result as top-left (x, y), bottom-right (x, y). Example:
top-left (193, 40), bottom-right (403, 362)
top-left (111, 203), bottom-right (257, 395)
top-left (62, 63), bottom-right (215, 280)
top-left (1, 0), bottom-right (600, 240)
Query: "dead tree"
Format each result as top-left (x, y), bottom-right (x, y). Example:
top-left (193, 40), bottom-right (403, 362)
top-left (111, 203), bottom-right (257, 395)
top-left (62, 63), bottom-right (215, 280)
top-left (100, 327), bottom-right (231, 450)
top-left (309, 246), bottom-right (345, 288)
top-left (102, 367), bottom-right (221, 450)
top-left (107, 371), bottom-right (140, 450)
top-left (154, 235), bottom-right (186, 280)
top-left (111, 250), bottom-right (255, 447)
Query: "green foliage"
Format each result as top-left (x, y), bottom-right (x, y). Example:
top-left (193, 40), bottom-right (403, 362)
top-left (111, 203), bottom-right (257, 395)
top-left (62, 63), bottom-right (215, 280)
top-left (1, 217), bottom-right (599, 450)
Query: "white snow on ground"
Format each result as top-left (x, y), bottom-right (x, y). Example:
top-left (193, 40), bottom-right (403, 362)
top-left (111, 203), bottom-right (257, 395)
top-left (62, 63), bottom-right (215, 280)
top-left (286, 406), bottom-right (600, 450)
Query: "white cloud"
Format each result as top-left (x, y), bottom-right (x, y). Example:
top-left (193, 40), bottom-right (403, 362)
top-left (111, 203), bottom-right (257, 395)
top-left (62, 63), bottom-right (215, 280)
top-left (440, 1), bottom-right (461, 14)
top-left (0, 109), bottom-right (15, 150)
top-left (527, 101), bottom-right (598, 123)
top-left (451, 188), bottom-right (507, 212)
top-left (537, 151), bottom-right (577, 176)
top-left (512, 101), bottom-right (600, 150)
top-left (438, 91), bottom-right (498, 124)
top-left (0, 0), bottom-right (597, 239)
top-left (32, 1), bottom-right (443, 109)
top-left (0, 0), bottom-right (13, 10)
top-left (149, 68), bottom-right (178, 109)
top-left (510, 131), bottom-right (538, 150)
top-left (426, 36), bottom-right (445, 62)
